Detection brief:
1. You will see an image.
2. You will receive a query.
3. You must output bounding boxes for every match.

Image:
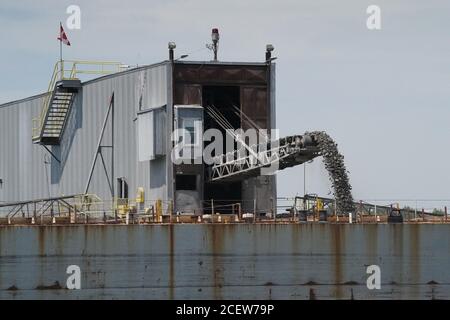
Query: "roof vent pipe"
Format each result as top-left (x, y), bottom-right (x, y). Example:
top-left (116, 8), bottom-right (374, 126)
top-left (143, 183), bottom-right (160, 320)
top-left (168, 42), bottom-right (176, 61)
top-left (211, 28), bottom-right (219, 61)
top-left (266, 44), bottom-right (274, 62)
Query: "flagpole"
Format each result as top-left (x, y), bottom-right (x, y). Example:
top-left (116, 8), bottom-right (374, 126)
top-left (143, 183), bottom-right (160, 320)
top-left (59, 22), bottom-right (63, 80)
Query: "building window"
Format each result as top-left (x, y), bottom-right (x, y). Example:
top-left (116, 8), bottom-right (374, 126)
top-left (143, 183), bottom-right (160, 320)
top-left (176, 175), bottom-right (197, 191)
top-left (182, 118), bottom-right (201, 146)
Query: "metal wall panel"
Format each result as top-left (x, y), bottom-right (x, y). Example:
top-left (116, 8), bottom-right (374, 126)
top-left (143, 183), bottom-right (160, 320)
top-left (137, 111), bottom-right (154, 161)
top-left (137, 107), bottom-right (166, 162)
top-left (1, 224), bottom-right (449, 299)
top-left (0, 95), bottom-right (49, 204)
top-left (0, 63), bottom-right (169, 206)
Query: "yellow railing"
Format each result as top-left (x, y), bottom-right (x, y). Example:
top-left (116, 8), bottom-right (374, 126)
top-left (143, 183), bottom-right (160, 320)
top-left (32, 60), bottom-right (124, 140)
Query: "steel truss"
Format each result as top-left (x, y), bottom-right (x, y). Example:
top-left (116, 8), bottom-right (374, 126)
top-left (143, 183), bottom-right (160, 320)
top-left (210, 135), bottom-right (319, 182)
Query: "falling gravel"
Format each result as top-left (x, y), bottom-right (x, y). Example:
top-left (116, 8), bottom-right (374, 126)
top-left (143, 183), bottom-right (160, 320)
top-left (308, 131), bottom-right (356, 214)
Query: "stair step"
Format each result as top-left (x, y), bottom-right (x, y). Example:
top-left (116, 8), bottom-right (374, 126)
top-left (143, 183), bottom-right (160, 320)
top-left (37, 83), bottom-right (79, 144)
top-left (53, 99), bottom-right (72, 102)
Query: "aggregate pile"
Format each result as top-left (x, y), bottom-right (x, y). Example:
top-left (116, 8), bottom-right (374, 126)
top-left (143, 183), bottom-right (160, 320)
top-left (308, 131), bottom-right (356, 214)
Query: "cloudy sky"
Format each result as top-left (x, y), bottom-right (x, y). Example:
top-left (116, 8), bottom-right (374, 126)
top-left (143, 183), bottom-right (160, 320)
top-left (1, 0), bottom-right (449, 210)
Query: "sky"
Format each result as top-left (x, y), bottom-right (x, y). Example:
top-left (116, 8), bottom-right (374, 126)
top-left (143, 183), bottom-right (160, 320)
top-left (1, 0), bottom-right (449, 210)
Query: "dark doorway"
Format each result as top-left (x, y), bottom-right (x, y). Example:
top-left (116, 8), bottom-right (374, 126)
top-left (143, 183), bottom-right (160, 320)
top-left (203, 86), bottom-right (241, 131)
top-left (202, 86), bottom-right (242, 213)
top-left (117, 177), bottom-right (128, 199)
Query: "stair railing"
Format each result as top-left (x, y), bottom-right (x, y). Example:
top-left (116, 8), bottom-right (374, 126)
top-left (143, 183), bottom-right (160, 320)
top-left (32, 60), bottom-right (124, 140)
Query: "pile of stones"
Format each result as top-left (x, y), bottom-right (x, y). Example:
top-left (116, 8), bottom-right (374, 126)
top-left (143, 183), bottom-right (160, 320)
top-left (307, 131), bottom-right (356, 214)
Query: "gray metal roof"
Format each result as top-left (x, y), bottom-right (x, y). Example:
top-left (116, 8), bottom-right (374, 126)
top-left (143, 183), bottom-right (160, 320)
top-left (0, 59), bottom-right (270, 109)
top-left (0, 61), bottom-right (169, 109)
top-left (174, 60), bottom-right (270, 66)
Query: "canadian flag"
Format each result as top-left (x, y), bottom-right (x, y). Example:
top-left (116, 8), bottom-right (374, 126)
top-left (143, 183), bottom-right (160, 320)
top-left (57, 23), bottom-right (71, 46)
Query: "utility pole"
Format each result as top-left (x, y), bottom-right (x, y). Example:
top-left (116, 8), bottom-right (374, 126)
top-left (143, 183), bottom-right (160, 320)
top-left (303, 163), bottom-right (306, 197)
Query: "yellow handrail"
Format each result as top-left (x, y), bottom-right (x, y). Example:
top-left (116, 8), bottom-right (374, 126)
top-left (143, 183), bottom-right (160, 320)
top-left (32, 60), bottom-right (124, 140)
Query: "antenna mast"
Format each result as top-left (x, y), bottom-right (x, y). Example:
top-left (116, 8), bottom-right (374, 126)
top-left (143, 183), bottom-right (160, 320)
top-left (206, 28), bottom-right (220, 61)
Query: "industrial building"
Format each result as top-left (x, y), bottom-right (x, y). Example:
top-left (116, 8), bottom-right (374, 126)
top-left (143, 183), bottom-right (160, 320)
top-left (0, 38), bottom-right (290, 218)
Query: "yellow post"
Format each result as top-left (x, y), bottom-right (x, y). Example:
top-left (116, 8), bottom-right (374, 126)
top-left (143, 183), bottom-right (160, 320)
top-left (156, 199), bottom-right (162, 223)
top-left (168, 200), bottom-right (173, 223)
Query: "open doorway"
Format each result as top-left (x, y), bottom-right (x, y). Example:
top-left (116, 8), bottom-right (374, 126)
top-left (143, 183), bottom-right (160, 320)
top-left (202, 85), bottom-right (242, 213)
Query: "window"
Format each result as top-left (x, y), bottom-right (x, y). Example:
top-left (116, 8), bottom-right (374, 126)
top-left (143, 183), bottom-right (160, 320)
top-left (182, 118), bottom-right (201, 146)
top-left (176, 175), bottom-right (197, 191)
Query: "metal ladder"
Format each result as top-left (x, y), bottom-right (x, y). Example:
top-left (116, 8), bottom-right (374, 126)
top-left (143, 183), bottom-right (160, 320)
top-left (35, 80), bottom-right (80, 145)
top-left (32, 60), bottom-right (124, 145)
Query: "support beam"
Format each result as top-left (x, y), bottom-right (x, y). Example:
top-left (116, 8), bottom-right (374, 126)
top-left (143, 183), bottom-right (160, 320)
top-left (84, 93), bottom-right (115, 194)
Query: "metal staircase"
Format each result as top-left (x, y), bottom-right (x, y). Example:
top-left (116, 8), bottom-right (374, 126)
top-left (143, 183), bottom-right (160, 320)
top-left (32, 60), bottom-right (124, 145)
top-left (33, 80), bottom-right (81, 145)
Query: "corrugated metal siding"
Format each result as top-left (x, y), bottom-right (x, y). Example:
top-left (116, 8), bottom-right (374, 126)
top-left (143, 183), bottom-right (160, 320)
top-left (0, 96), bottom-right (49, 203)
top-left (137, 107), bottom-right (166, 162)
top-left (0, 63), bottom-right (169, 204)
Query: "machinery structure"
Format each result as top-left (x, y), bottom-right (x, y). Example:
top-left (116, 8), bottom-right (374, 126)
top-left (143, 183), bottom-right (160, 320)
top-left (0, 34), bottom-right (286, 219)
top-left (0, 30), bottom-right (356, 224)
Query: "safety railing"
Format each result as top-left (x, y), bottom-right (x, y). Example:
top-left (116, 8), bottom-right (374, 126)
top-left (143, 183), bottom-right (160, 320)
top-left (32, 60), bottom-right (125, 140)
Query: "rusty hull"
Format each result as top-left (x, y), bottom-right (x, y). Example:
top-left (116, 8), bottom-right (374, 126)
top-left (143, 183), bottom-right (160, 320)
top-left (0, 224), bottom-right (449, 300)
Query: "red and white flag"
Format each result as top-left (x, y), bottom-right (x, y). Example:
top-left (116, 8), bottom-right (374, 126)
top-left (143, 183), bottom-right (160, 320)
top-left (57, 23), bottom-right (71, 46)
